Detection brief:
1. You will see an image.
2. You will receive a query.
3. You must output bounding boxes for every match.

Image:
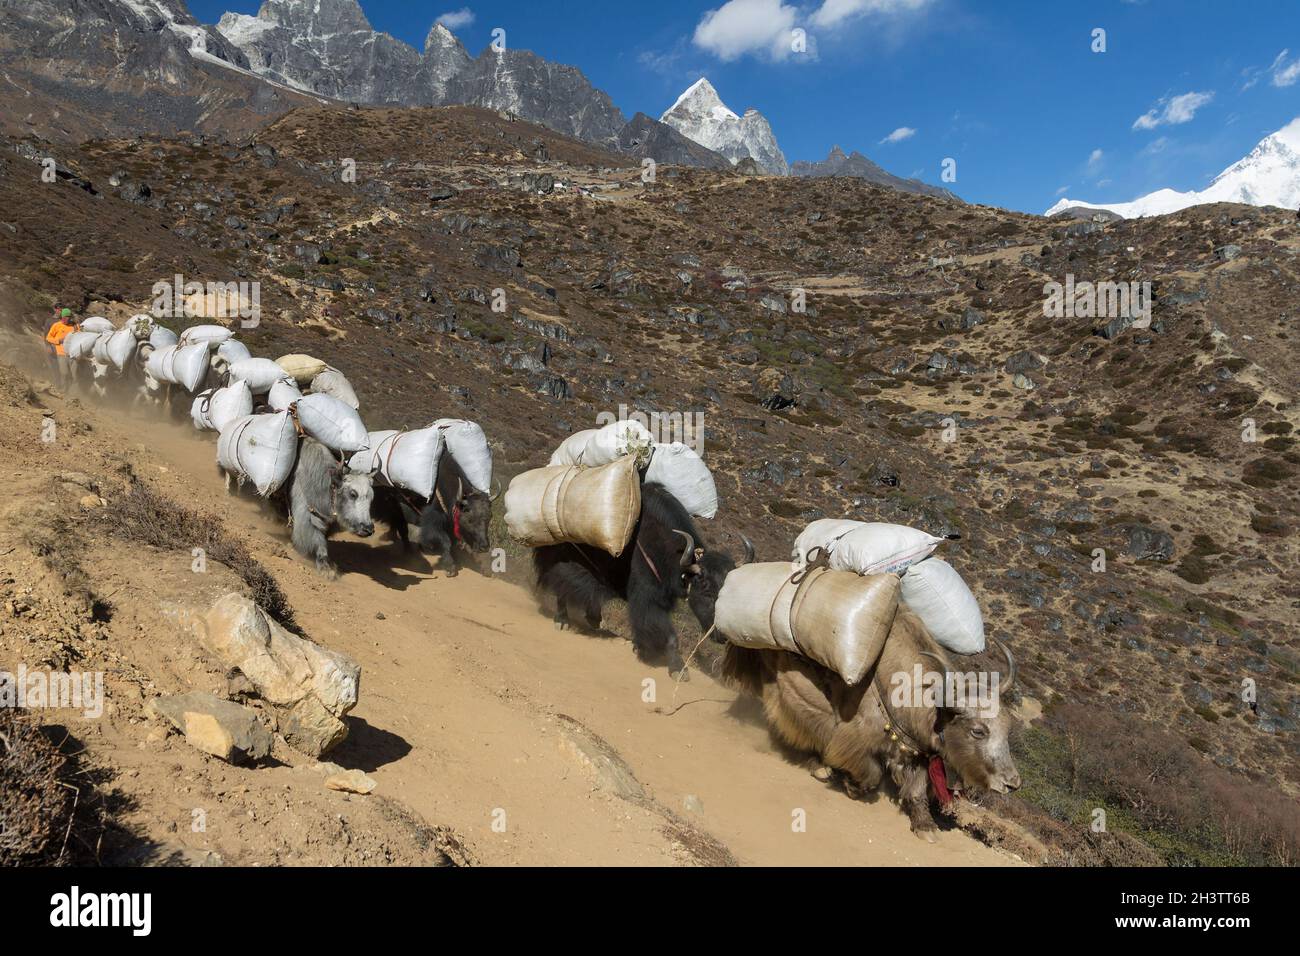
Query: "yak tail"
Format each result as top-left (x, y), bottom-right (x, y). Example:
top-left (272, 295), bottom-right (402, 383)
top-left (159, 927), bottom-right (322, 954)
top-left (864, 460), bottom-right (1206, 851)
top-left (719, 644), bottom-right (769, 699)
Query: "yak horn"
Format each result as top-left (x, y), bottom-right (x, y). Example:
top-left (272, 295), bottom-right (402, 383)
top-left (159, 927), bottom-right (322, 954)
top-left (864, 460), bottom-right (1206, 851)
top-left (455, 477), bottom-right (463, 503)
top-left (738, 533), bottom-right (756, 566)
top-left (995, 639), bottom-right (1016, 694)
top-left (489, 478), bottom-right (503, 502)
top-left (673, 530), bottom-right (696, 570)
top-left (919, 650), bottom-right (951, 674)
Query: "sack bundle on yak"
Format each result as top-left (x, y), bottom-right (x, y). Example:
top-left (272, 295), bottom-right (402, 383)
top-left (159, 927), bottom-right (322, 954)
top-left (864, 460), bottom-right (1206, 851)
top-left (357, 420), bottom-right (498, 576)
top-left (717, 525), bottom-right (1019, 838)
top-left (791, 518), bottom-right (980, 654)
top-left (515, 422), bottom-right (743, 678)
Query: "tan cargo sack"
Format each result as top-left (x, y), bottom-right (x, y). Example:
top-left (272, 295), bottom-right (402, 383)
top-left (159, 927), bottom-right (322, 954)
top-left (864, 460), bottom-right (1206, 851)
top-left (715, 562), bottom-right (900, 685)
top-left (504, 454), bottom-right (641, 556)
top-left (277, 354), bottom-right (329, 386)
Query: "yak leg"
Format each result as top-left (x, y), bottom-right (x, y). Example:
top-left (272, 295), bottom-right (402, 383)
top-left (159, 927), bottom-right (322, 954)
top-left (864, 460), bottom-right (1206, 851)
top-left (290, 495), bottom-right (335, 578)
top-left (420, 512), bottom-right (459, 576)
top-left (898, 762), bottom-right (938, 839)
top-left (626, 564), bottom-right (688, 680)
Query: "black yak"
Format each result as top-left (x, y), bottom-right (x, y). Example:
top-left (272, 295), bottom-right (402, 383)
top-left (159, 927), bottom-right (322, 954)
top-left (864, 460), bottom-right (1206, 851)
top-left (531, 482), bottom-right (753, 678)
top-left (372, 450), bottom-right (497, 576)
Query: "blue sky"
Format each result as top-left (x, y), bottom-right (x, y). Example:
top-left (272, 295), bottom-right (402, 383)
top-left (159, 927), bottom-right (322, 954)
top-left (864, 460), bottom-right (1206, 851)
top-left (192, 0), bottom-right (1300, 213)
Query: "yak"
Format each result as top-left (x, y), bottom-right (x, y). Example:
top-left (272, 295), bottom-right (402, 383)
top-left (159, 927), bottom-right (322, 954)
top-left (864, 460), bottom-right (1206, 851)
top-left (372, 450), bottom-right (497, 576)
top-left (224, 436), bottom-right (375, 577)
top-left (721, 610), bottom-right (1020, 838)
top-left (531, 481), bottom-right (753, 678)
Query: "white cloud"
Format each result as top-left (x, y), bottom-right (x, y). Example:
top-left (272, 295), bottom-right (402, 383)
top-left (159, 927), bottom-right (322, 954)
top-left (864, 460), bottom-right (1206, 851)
top-left (1271, 49), bottom-right (1300, 87)
top-left (693, 0), bottom-right (800, 61)
top-left (1095, 178), bottom-right (1112, 187)
top-left (436, 8), bottom-right (475, 31)
top-left (811, 0), bottom-right (932, 28)
top-left (1139, 135), bottom-right (1169, 156)
top-left (692, 0), bottom-right (929, 61)
top-left (1132, 91), bottom-right (1214, 130)
top-left (1087, 148), bottom-right (1103, 169)
top-left (880, 126), bottom-right (916, 144)
top-left (1055, 185), bottom-right (1070, 196)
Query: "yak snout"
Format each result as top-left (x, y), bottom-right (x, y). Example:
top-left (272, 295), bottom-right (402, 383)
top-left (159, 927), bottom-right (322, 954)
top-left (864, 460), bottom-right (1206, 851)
top-left (338, 471), bottom-right (376, 538)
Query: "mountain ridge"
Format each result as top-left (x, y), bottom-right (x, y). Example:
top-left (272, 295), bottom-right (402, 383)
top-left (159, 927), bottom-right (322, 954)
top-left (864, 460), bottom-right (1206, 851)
top-left (1047, 118), bottom-right (1300, 218)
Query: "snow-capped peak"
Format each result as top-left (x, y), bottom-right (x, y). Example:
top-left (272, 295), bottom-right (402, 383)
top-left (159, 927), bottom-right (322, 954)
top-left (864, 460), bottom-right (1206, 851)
top-left (660, 77), bottom-right (786, 175)
top-left (1047, 117), bottom-right (1300, 218)
top-left (665, 77), bottom-right (738, 122)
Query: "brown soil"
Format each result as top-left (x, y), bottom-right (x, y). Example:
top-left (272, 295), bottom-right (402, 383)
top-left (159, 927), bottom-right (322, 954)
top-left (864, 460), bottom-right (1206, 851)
top-left (0, 339), bottom-right (1020, 866)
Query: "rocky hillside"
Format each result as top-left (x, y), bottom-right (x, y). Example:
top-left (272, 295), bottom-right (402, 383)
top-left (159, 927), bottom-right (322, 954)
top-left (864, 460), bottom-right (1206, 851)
top-left (0, 102), bottom-right (1297, 865)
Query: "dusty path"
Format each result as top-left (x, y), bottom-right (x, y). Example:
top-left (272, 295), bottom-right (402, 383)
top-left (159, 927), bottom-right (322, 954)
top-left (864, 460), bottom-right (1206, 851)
top-left (39, 381), bottom-right (1017, 867)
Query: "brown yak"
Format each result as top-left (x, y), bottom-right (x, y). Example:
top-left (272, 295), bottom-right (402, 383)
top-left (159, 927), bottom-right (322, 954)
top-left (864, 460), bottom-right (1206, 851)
top-left (721, 608), bottom-right (1020, 838)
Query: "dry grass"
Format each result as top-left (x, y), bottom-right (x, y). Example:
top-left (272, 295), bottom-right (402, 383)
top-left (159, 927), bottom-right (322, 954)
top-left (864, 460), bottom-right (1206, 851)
top-left (99, 482), bottom-right (297, 631)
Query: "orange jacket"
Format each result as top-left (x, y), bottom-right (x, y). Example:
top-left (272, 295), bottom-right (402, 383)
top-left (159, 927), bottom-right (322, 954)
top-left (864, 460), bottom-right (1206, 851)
top-left (46, 319), bottom-right (77, 356)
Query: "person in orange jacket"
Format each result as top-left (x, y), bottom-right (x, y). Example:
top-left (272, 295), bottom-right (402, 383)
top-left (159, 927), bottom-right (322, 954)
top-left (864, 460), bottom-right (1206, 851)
top-left (45, 307), bottom-right (78, 385)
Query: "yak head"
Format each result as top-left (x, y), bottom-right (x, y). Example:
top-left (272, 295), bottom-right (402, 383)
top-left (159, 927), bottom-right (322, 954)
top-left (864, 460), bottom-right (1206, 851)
top-left (331, 464), bottom-right (376, 538)
top-left (450, 477), bottom-right (499, 554)
top-left (930, 641), bottom-right (1021, 800)
top-left (680, 532), bottom-right (755, 637)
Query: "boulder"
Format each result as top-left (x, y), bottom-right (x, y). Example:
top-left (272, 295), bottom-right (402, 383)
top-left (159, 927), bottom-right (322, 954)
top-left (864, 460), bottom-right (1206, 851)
top-left (1125, 525), bottom-right (1175, 562)
top-left (148, 693), bottom-right (271, 763)
top-left (193, 593), bottom-right (361, 757)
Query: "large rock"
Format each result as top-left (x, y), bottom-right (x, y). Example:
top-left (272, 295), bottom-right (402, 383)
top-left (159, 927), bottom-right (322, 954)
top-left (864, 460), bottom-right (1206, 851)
top-left (148, 693), bottom-right (272, 764)
top-left (194, 594), bottom-right (360, 756)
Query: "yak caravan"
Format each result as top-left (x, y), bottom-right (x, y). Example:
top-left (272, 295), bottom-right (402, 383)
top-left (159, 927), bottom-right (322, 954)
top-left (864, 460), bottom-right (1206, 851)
top-left (0, 0), bottom-right (1290, 930)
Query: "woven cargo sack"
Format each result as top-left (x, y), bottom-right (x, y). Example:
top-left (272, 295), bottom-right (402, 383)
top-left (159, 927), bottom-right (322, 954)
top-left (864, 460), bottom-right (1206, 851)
top-left (277, 353), bottom-right (328, 386)
top-left (716, 562), bottom-right (900, 685)
top-left (504, 454), bottom-right (641, 556)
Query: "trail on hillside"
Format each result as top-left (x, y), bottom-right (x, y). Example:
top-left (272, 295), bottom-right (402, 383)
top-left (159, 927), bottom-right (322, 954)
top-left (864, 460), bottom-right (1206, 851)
top-left (31, 378), bottom-right (1017, 867)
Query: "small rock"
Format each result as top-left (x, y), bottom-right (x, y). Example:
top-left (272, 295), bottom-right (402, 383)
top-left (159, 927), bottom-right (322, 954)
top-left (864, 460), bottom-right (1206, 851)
top-left (147, 693), bottom-right (272, 764)
top-left (324, 769), bottom-right (377, 795)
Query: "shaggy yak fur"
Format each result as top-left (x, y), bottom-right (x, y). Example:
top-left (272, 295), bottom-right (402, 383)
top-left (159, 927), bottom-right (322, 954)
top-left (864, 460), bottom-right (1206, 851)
top-left (722, 609), bottom-right (1021, 837)
top-left (531, 482), bottom-right (745, 677)
top-left (372, 451), bottom-right (493, 576)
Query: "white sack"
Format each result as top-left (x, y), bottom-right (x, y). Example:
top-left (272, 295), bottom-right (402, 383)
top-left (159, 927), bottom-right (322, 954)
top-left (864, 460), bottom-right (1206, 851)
top-left (549, 419), bottom-right (653, 468)
top-left (432, 418), bottom-right (492, 493)
top-left (900, 558), bottom-right (985, 655)
top-left (63, 331), bottom-right (99, 361)
top-left (792, 519), bottom-right (865, 571)
top-left (292, 393), bottom-right (369, 453)
top-left (217, 412), bottom-right (298, 497)
top-left (126, 314), bottom-right (155, 341)
top-left (830, 524), bottom-right (948, 576)
top-left (193, 380), bottom-right (253, 432)
top-left (180, 324), bottom-right (233, 346)
top-left (347, 428), bottom-right (442, 499)
top-left (79, 317), bottom-right (114, 333)
top-left (147, 342), bottom-right (211, 393)
top-left (227, 358), bottom-right (288, 395)
top-left (92, 332), bottom-right (113, 364)
top-left (216, 339), bottom-right (251, 365)
top-left (106, 329), bottom-right (138, 372)
top-left (149, 326), bottom-right (179, 350)
top-left (644, 442), bottom-right (717, 519)
top-left (309, 367), bottom-right (359, 410)
top-left (267, 377), bottom-right (303, 411)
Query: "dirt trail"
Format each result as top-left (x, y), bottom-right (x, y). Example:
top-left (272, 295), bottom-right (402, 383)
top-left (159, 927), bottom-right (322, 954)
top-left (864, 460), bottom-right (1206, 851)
top-left (39, 384), bottom-right (1018, 867)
